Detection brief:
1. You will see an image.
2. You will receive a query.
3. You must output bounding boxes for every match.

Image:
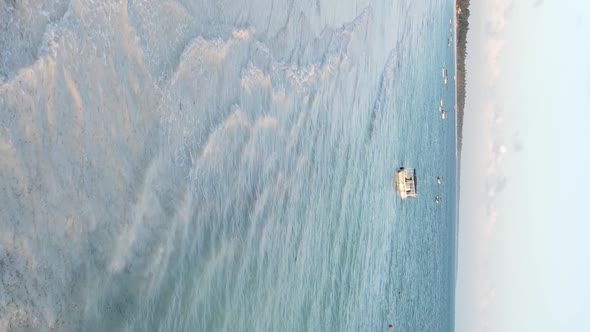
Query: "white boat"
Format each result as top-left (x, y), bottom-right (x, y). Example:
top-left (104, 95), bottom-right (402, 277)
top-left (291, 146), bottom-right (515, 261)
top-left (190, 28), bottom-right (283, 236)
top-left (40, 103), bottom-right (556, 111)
top-left (435, 196), bottom-right (441, 204)
top-left (437, 176), bottom-right (442, 184)
top-left (395, 168), bottom-right (418, 199)
top-left (441, 110), bottom-right (447, 119)
top-left (442, 68), bottom-right (448, 85)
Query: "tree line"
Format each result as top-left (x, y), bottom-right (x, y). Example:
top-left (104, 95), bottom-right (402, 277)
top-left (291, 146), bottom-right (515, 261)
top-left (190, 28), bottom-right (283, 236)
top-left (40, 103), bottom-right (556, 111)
top-left (456, 0), bottom-right (470, 161)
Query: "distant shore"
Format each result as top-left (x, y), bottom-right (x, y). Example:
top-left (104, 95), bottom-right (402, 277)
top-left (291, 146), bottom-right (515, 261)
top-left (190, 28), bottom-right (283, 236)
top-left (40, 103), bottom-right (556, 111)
top-left (454, 0), bottom-right (470, 273)
top-left (454, 0), bottom-right (458, 166)
top-left (455, 0), bottom-right (470, 164)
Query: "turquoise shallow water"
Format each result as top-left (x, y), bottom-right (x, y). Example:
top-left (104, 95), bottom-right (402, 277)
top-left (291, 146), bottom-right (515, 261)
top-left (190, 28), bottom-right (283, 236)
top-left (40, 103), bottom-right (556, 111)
top-left (0, 0), bottom-right (455, 330)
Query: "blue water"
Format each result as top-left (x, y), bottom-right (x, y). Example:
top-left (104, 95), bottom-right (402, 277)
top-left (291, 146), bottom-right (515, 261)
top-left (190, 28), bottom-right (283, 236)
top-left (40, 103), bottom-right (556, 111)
top-left (0, 0), bottom-right (456, 331)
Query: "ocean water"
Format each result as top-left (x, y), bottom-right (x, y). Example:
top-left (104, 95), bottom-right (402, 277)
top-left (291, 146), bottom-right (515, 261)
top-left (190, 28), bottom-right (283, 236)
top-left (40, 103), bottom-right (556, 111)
top-left (0, 0), bottom-right (456, 331)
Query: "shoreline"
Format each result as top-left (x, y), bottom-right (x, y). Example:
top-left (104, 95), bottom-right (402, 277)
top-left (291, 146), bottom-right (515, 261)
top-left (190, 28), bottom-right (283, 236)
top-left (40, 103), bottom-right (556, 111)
top-left (453, 1), bottom-right (470, 212)
top-left (454, 0), bottom-right (460, 283)
top-left (454, 0), bottom-right (470, 167)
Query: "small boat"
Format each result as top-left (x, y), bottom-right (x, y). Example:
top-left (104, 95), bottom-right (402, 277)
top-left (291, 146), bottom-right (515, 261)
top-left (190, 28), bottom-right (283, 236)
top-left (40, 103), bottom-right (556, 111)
top-left (395, 167), bottom-right (418, 199)
top-left (436, 176), bottom-right (442, 184)
top-left (435, 196), bottom-right (441, 204)
top-left (441, 110), bottom-right (447, 119)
